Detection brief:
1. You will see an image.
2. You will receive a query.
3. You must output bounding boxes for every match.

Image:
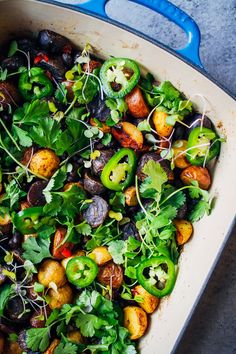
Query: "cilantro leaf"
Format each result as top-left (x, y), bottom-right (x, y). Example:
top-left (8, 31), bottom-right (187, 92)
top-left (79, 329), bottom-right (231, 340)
top-left (108, 240), bottom-right (126, 264)
top-left (75, 313), bottom-right (108, 337)
top-left (3, 179), bottom-right (26, 209)
top-left (75, 221), bottom-right (92, 236)
top-left (156, 81), bottom-right (180, 99)
top-left (142, 160), bottom-right (168, 193)
top-left (43, 166), bottom-right (68, 203)
top-left (13, 99), bottom-right (49, 125)
top-left (22, 236), bottom-right (51, 264)
top-left (26, 327), bottom-right (50, 352)
top-left (189, 200), bottom-right (211, 222)
top-left (12, 125), bottom-right (32, 147)
top-left (54, 342), bottom-right (78, 354)
top-left (30, 117), bottom-right (61, 149)
top-left (109, 192), bottom-right (125, 213)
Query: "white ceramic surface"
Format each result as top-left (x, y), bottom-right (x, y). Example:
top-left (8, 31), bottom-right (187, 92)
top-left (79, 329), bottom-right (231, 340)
top-left (0, 1), bottom-right (235, 353)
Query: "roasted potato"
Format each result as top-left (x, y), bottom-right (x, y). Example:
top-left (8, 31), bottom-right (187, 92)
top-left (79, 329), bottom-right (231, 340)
top-left (89, 246), bottom-right (112, 265)
top-left (3, 341), bottom-right (23, 354)
top-left (0, 333), bottom-right (4, 354)
top-left (125, 86), bottom-right (150, 118)
top-left (0, 212), bottom-right (11, 226)
top-left (61, 250), bottom-right (86, 269)
top-left (38, 260), bottom-right (67, 288)
top-left (63, 181), bottom-right (83, 191)
top-left (124, 186), bottom-right (138, 206)
top-left (30, 149), bottom-right (60, 178)
top-left (97, 261), bottom-right (123, 289)
top-left (152, 110), bottom-right (173, 137)
top-left (172, 140), bottom-right (191, 169)
top-left (52, 227), bottom-right (74, 259)
top-left (21, 146), bottom-right (34, 166)
top-left (173, 219), bottom-right (193, 245)
top-left (49, 283), bottom-right (73, 309)
top-left (137, 152), bottom-right (174, 182)
top-left (180, 166), bottom-right (211, 190)
top-left (90, 118), bottom-right (111, 133)
top-left (83, 59), bottom-right (102, 73)
top-left (112, 122), bottom-right (144, 150)
top-left (44, 339), bottom-right (60, 354)
top-left (123, 306), bottom-right (148, 340)
top-left (20, 200), bottom-right (30, 210)
top-left (67, 330), bottom-right (84, 344)
top-left (133, 285), bottom-right (160, 314)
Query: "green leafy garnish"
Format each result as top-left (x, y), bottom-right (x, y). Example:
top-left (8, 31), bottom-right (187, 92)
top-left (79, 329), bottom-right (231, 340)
top-left (22, 236), bottom-right (52, 264)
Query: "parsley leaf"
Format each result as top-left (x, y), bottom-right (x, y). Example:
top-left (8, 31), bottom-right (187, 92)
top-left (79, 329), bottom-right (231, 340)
top-left (54, 342), bottom-right (78, 354)
top-left (26, 327), bottom-right (50, 352)
top-left (3, 179), bottom-right (26, 209)
top-left (22, 236), bottom-right (51, 264)
top-left (142, 160), bottom-right (168, 193)
top-left (75, 313), bottom-right (108, 337)
top-left (12, 125), bottom-right (32, 147)
top-left (189, 200), bottom-right (211, 222)
top-left (108, 240), bottom-right (126, 264)
top-left (30, 117), bottom-right (61, 149)
top-left (13, 99), bottom-right (49, 125)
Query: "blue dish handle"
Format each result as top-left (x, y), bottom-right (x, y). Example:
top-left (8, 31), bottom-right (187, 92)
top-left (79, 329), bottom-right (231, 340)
top-left (56, 0), bottom-right (203, 68)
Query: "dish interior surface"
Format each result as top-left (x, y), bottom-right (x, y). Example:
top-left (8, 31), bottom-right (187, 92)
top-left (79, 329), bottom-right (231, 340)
top-left (0, 1), bottom-right (236, 353)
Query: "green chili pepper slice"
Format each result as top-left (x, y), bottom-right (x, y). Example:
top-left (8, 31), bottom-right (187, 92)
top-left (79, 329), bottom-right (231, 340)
top-left (187, 127), bottom-right (221, 166)
top-left (101, 148), bottom-right (137, 191)
top-left (137, 256), bottom-right (176, 298)
top-left (66, 256), bottom-right (98, 288)
top-left (100, 58), bottom-right (140, 98)
top-left (13, 206), bottom-right (44, 234)
top-left (18, 71), bottom-right (53, 101)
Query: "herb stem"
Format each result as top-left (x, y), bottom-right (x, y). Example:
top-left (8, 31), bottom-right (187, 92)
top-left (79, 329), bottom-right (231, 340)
top-left (64, 96), bottom-right (77, 116)
top-left (0, 119), bottom-right (21, 151)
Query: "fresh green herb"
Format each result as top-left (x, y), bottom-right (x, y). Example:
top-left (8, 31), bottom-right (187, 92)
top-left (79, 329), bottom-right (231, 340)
top-left (22, 236), bottom-right (52, 264)
top-left (0, 284), bottom-right (11, 316)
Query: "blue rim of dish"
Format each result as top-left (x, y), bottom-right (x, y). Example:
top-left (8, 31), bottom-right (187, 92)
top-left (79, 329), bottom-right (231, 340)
top-left (23, 0), bottom-right (236, 350)
top-left (38, 0), bottom-right (236, 100)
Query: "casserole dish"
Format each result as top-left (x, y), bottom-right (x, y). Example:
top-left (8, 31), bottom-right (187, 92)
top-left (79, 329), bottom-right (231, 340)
top-left (0, 0), bottom-right (235, 353)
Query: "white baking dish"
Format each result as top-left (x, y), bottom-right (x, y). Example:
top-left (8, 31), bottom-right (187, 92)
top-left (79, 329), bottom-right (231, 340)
top-left (0, 0), bottom-right (235, 353)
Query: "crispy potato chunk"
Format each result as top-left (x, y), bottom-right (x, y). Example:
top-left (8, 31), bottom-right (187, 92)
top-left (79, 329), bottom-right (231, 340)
top-left (90, 118), bottom-right (111, 133)
top-left (133, 285), bottom-right (160, 314)
top-left (44, 339), bottom-right (60, 354)
top-left (152, 110), bottom-right (173, 137)
top-left (125, 87), bottom-right (150, 118)
top-left (180, 166), bottom-right (211, 190)
top-left (123, 306), bottom-right (148, 340)
top-left (49, 283), bottom-right (73, 309)
top-left (67, 330), bottom-right (84, 344)
top-left (174, 219), bottom-right (193, 245)
top-left (172, 140), bottom-right (191, 169)
top-left (112, 122), bottom-right (143, 150)
top-left (97, 261), bottom-right (123, 289)
top-left (124, 186), bottom-right (138, 206)
top-left (89, 246), bottom-right (112, 265)
top-left (38, 260), bottom-right (67, 288)
top-left (30, 149), bottom-right (60, 178)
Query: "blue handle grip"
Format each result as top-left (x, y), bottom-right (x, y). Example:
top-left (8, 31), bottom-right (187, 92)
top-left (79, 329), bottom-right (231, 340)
top-left (55, 0), bottom-right (203, 68)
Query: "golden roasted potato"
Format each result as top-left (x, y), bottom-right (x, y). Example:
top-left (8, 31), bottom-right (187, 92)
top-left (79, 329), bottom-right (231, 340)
top-left (0, 212), bottom-right (11, 226)
top-left (20, 200), bottom-right (30, 210)
top-left (90, 118), bottom-right (111, 133)
top-left (67, 330), bottom-right (84, 344)
top-left (0, 333), bottom-right (4, 354)
top-left (83, 59), bottom-right (102, 73)
top-left (112, 122), bottom-right (143, 150)
top-left (174, 219), bottom-right (193, 245)
top-left (30, 149), bottom-right (60, 178)
top-left (123, 306), bottom-right (148, 340)
top-left (89, 246), bottom-right (112, 265)
top-left (63, 181), bottom-right (83, 191)
top-left (38, 260), bottom-right (67, 288)
top-left (97, 261), bottom-right (124, 289)
top-left (52, 228), bottom-right (74, 260)
top-left (4, 341), bottom-right (22, 354)
top-left (125, 86), bottom-right (150, 118)
top-left (61, 250), bottom-right (86, 269)
top-left (49, 283), bottom-right (73, 309)
top-left (172, 140), bottom-right (191, 169)
top-left (124, 186), bottom-right (138, 206)
top-left (44, 339), bottom-right (60, 354)
top-left (133, 285), bottom-right (159, 314)
top-left (180, 166), bottom-right (211, 190)
top-left (152, 110), bottom-right (173, 137)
